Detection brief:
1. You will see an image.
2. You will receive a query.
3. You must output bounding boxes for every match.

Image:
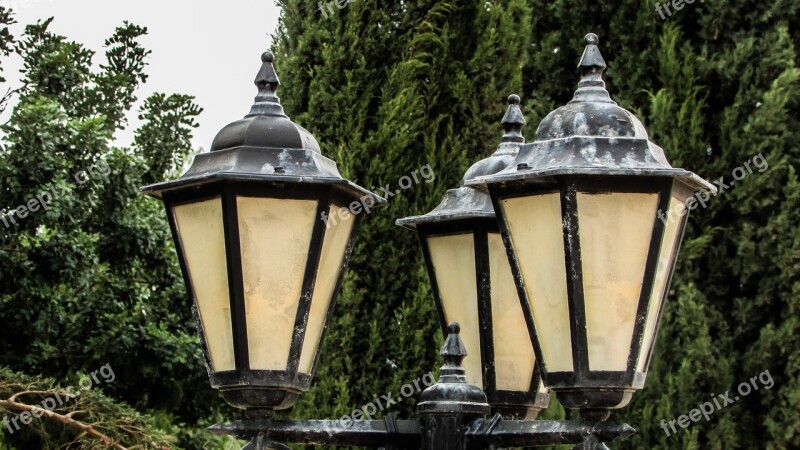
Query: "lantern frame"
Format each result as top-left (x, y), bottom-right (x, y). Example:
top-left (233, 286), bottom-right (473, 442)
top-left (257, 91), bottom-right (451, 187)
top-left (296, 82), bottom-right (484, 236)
top-left (467, 34), bottom-right (716, 410)
top-left (486, 175), bottom-right (698, 409)
top-left (398, 95), bottom-right (549, 419)
top-left (143, 52), bottom-right (383, 412)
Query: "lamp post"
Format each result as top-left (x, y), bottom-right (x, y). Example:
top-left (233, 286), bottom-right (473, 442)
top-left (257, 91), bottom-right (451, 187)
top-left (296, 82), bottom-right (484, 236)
top-left (144, 33), bottom-right (712, 450)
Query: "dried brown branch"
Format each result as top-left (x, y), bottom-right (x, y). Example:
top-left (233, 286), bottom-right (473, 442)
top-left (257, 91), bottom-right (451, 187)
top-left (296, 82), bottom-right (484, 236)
top-left (0, 399), bottom-right (127, 449)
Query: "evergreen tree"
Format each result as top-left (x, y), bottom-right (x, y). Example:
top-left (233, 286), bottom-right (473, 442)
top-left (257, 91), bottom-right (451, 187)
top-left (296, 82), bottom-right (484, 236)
top-left (523, 1), bottom-right (800, 448)
top-left (273, 0), bottom-right (536, 435)
top-left (275, 0), bottom-right (800, 448)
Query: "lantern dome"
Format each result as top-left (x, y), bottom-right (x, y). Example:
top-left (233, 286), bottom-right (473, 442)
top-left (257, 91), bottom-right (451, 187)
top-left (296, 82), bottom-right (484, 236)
top-left (397, 94), bottom-right (526, 228)
top-left (211, 52), bottom-right (321, 153)
top-left (470, 34), bottom-right (714, 194)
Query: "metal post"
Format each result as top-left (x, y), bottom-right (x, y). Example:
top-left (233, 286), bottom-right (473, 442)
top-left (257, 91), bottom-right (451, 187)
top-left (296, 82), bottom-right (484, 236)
top-left (416, 323), bottom-right (491, 450)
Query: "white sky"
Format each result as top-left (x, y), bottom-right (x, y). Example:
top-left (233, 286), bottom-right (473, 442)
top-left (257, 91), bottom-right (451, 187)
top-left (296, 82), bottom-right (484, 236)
top-left (0, 0), bottom-right (283, 150)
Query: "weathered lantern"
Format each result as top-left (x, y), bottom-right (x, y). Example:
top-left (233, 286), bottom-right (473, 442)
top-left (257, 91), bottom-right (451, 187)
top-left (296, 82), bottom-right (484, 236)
top-left (142, 52), bottom-right (383, 413)
top-left (398, 95), bottom-right (550, 419)
top-left (469, 34), bottom-right (715, 411)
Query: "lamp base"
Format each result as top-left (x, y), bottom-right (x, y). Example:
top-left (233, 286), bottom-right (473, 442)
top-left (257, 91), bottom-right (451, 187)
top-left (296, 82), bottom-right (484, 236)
top-left (222, 388), bottom-right (300, 411)
top-left (554, 388), bottom-right (634, 410)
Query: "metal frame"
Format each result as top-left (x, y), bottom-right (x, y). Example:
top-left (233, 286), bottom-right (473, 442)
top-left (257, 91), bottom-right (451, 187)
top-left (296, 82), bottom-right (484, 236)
top-left (209, 325), bottom-right (635, 450)
top-left (140, 35), bottom-right (720, 450)
top-left (487, 174), bottom-right (698, 409)
top-left (161, 180), bottom-right (365, 410)
top-left (416, 219), bottom-right (549, 419)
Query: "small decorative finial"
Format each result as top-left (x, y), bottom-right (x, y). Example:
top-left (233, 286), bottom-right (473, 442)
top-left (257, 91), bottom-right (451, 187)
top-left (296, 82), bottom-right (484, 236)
top-left (441, 322), bottom-right (468, 361)
top-left (416, 321), bottom-right (490, 416)
top-left (247, 50), bottom-right (286, 117)
top-left (501, 94), bottom-right (526, 143)
top-left (448, 322), bottom-right (460, 335)
top-left (569, 32), bottom-right (615, 105)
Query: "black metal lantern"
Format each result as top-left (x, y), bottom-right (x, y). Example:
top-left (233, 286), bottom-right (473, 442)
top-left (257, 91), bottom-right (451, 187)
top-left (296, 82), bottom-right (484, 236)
top-left (468, 34), bottom-right (716, 411)
top-left (397, 95), bottom-right (549, 420)
top-left (142, 52), bottom-right (383, 413)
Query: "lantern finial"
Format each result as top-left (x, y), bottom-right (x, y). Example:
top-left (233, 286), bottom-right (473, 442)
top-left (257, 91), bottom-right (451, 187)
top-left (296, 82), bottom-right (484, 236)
top-left (248, 51), bottom-right (284, 116)
top-left (570, 32), bottom-right (615, 104)
top-left (501, 94), bottom-right (526, 143)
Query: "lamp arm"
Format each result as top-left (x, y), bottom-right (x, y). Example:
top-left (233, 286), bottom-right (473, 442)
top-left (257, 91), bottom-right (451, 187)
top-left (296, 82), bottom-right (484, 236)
top-left (209, 415), bottom-right (421, 449)
top-left (209, 415), bottom-right (633, 449)
top-left (465, 415), bottom-right (635, 448)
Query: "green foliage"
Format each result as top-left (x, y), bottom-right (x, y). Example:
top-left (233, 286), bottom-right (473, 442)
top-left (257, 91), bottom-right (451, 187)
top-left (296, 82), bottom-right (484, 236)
top-left (0, 7), bottom-right (230, 449)
top-left (276, 0), bottom-right (800, 449)
top-left (274, 0), bottom-right (539, 445)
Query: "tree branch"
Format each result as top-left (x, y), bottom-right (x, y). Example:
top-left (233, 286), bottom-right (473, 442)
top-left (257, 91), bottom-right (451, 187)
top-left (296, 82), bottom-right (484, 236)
top-left (0, 399), bottom-right (127, 450)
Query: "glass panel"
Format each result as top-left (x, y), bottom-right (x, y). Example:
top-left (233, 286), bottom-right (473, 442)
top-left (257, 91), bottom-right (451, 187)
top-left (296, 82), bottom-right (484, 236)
top-left (298, 204), bottom-right (356, 374)
top-left (489, 233), bottom-right (536, 392)
top-left (501, 193), bottom-right (573, 372)
top-left (577, 192), bottom-right (658, 371)
top-left (238, 197), bottom-right (318, 371)
top-left (172, 198), bottom-right (235, 372)
top-left (427, 233), bottom-right (482, 388)
top-left (637, 194), bottom-right (686, 372)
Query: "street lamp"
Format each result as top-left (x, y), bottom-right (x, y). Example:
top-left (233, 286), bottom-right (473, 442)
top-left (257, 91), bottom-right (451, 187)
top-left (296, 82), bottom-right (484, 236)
top-left (467, 33), bottom-right (715, 413)
top-left (142, 51), bottom-right (383, 414)
top-left (397, 95), bottom-right (549, 420)
top-left (144, 32), bottom-right (710, 449)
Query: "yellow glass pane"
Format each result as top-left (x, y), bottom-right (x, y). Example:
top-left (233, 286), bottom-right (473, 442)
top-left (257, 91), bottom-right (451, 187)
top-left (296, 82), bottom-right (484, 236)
top-left (577, 192), bottom-right (658, 371)
top-left (489, 233), bottom-right (536, 392)
top-left (238, 197), bottom-right (318, 371)
top-left (427, 233), bottom-right (482, 388)
top-left (637, 195), bottom-right (685, 372)
top-left (501, 193), bottom-right (573, 372)
top-left (298, 205), bottom-right (356, 374)
top-left (173, 198), bottom-right (235, 372)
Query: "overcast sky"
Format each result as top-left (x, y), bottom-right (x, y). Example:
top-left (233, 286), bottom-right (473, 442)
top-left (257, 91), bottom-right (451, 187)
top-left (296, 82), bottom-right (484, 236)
top-left (1, 0), bottom-right (283, 150)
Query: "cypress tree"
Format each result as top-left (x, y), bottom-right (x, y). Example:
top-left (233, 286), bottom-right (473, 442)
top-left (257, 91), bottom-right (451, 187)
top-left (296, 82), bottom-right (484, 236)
top-left (275, 0), bottom-right (800, 448)
top-left (272, 0), bottom-right (535, 434)
top-left (523, 0), bottom-right (800, 448)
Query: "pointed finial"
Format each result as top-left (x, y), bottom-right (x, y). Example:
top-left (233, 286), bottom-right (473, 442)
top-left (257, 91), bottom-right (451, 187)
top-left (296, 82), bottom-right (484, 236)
top-left (441, 322), bottom-right (468, 360)
top-left (501, 94), bottom-right (526, 143)
top-left (569, 33), bottom-right (615, 104)
top-left (247, 51), bottom-right (286, 117)
top-left (416, 321), bottom-right (490, 416)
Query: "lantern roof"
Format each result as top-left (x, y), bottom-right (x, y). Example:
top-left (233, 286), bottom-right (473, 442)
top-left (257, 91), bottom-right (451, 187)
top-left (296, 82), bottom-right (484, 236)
top-left (142, 52), bottom-right (383, 204)
top-left (396, 95), bottom-right (527, 229)
top-left (210, 52), bottom-right (320, 152)
top-left (467, 33), bottom-right (715, 193)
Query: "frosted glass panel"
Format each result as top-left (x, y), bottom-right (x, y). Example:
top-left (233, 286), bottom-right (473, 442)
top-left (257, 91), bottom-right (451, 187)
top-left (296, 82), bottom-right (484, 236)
top-left (637, 195), bottom-right (685, 372)
top-left (173, 198), bottom-right (235, 372)
top-left (489, 233), bottom-right (536, 392)
top-left (501, 193), bottom-right (573, 372)
top-left (298, 205), bottom-right (355, 374)
top-left (577, 192), bottom-right (658, 371)
top-left (427, 233), bottom-right (482, 388)
top-left (238, 197), bottom-right (318, 371)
